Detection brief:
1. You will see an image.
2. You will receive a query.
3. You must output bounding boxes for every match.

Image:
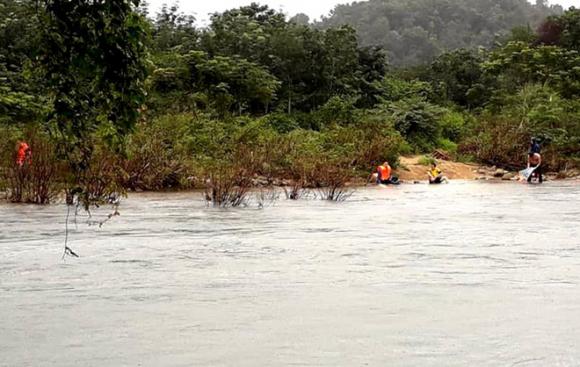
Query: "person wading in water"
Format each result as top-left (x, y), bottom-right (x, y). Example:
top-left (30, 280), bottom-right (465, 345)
top-left (527, 151), bottom-right (543, 183)
top-left (16, 141), bottom-right (31, 167)
top-left (525, 137), bottom-right (543, 183)
top-left (427, 162), bottom-right (448, 184)
top-left (373, 161), bottom-right (399, 185)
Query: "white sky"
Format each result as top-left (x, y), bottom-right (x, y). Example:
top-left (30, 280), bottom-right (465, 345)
top-left (145, 0), bottom-right (580, 23)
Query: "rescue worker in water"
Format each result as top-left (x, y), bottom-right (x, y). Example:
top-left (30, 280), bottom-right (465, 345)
top-left (372, 161), bottom-right (399, 185)
top-left (527, 151), bottom-right (543, 183)
top-left (16, 141), bottom-right (31, 167)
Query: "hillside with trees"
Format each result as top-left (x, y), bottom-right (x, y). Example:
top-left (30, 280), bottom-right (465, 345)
top-left (318, 0), bottom-right (564, 65)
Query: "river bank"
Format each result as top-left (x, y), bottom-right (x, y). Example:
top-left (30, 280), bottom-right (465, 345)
top-left (394, 156), bottom-right (580, 183)
top-left (253, 155), bottom-right (580, 188)
top-left (2, 157), bottom-right (579, 204)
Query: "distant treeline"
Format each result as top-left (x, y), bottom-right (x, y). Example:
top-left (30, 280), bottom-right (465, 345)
top-left (318, 0), bottom-right (564, 66)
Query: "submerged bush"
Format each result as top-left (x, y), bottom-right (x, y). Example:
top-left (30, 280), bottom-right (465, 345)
top-left (283, 180), bottom-right (308, 200)
top-left (204, 164), bottom-right (252, 208)
top-left (124, 117), bottom-right (191, 191)
top-left (2, 127), bottom-right (61, 204)
top-left (310, 164), bottom-right (354, 202)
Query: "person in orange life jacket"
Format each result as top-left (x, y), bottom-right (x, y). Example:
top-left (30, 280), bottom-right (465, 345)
top-left (374, 161), bottom-right (399, 185)
top-left (16, 141), bottom-right (31, 167)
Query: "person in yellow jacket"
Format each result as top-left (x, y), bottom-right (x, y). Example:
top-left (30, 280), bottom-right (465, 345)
top-left (427, 162), bottom-right (448, 184)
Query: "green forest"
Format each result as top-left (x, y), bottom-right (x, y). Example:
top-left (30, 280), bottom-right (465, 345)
top-left (0, 0), bottom-right (579, 206)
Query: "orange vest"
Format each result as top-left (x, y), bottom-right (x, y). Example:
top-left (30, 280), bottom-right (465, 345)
top-left (16, 142), bottom-right (30, 166)
top-left (377, 165), bottom-right (391, 181)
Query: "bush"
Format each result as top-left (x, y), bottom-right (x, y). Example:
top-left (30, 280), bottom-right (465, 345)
top-left (375, 77), bottom-right (434, 102)
top-left (459, 115), bottom-right (528, 169)
top-left (322, 117), bottom-right (403, 171)
top-left (382, 98), bottom-right (444, 153)
top-left (74, 146), bottom-right (125, 209)
top-left (310, 164), bottom-right (354, 201)
top-left (463, 84), bottom-right (579, 170)
top-left (283, 129), bottom-right (325, 185)
top-left (440, 111), bottom-right (467, 141)
top-left (1, 126), bottom-right (61, 204)
top-left (316, 96), bottom-right (360, 126)
top-left (418, 155), bottom-right (436, 166)
top-left (0, 109), bottom-right (408, 205)
top-left (204, 164), bottom-right (253, 208)
top-left (0, 124), bottom-right (22, 194)
top-left (437, 138), bottom-right (458, 155)
top-left (264, 113), bottom-right (299, 133)
top-left (124, 117), bottom-right (191, 191)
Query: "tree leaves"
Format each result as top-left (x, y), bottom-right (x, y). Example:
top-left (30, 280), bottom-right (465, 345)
top-left (37, 0), bottom-right (148, 187)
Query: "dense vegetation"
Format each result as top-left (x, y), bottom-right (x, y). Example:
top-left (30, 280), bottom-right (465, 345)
top-left (0, 1), bottom-right (579, 205)
top-left (319, 0), bottom-right (563, 66)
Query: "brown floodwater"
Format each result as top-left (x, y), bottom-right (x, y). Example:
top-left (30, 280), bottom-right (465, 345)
top-left (1, 181), bottom-right (579, 366)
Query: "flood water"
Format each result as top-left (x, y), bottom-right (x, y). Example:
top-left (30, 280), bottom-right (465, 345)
top-left (1, 181), bottom-right (579, 366)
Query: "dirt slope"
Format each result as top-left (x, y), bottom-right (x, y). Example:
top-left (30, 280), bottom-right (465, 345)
top-left (395, 156), bottom-right (480, 181)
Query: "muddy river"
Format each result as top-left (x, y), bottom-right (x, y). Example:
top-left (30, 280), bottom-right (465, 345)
top-left (1, 181), bottom-right (579, 366)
